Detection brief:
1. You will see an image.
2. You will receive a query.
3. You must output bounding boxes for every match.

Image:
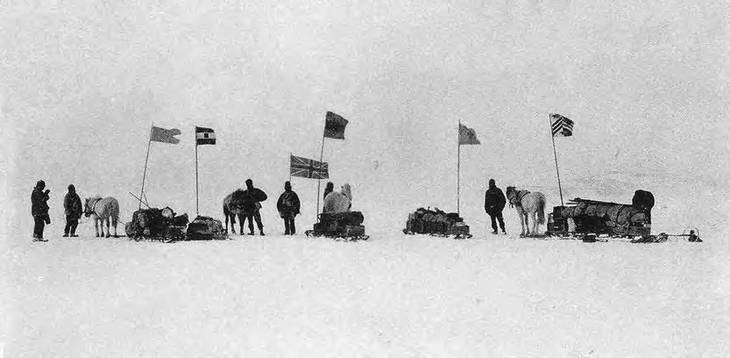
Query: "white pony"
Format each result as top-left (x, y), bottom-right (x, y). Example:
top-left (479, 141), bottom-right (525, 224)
top-left (323, 183), bottom-right (352, 213)
top-left (505, 186), bottom-right (546, 237)
top-left (84, 196), bottom-right (120, 237)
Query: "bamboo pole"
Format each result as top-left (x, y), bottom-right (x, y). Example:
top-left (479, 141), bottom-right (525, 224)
top-left (138, 128), bottom-right (152, 210)
top-left (457, 120), bottom-right (461, 215)
top-left (315, 124), bottom-right (326, 222)
top-left (195, 127), bottom-right (199, 215)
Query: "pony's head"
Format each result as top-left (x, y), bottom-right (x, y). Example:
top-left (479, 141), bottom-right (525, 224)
top-left (84, 196), bottom-right (101, 217)
top-left (505, 186), bottom-right (518, 206)
top-left (341, 183), bottom-right (352, 201)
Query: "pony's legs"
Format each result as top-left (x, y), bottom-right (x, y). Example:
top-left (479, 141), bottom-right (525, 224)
top-left (112, 218), bottom-right (118, 237)
top-left (94, 219), bottom-right (100, 237)
top-left (523, 213), bottom-right (529, 235)
top-left (518, 209), bottom-right (526, 236)
top-left (106, 219), bottom-right (111, 237)
top-left (528, 212), bottom-right (536, 236)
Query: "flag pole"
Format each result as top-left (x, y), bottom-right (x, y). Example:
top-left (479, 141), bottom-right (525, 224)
top-left (138, 127), bottom-right (153, 209)
top-left (195, 126), bottom-right (200, 216)
top-left (316, 123), bottom-right (326, 222)
top-left (549, 114), bottom-right (565, 206)
top-left (457, 120), bottom-right (461, 216)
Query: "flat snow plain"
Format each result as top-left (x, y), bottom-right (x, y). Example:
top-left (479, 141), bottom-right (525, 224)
top-left (3, 228), bottom-right (729, 357)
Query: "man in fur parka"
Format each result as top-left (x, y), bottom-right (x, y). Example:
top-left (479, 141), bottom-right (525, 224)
top-left (64, 184), bottom-right (83, 237)
top-left (484, 178), bottom-right (507, 235)
top-left (277, 181), bottom-right (301, 235)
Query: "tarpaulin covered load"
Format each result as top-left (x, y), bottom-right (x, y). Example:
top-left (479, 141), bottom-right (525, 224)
top-left (319, 211), bottom-right (364, 227)
top-left (186, 216), bottom-right (227, 240)
top-left (404, 208), bottom-right (470, 237)
top-left (553, 190), bottom-right (654, 236)
top-left (306, 211), bottom-right (369, 240)
top-left (125, 207), bottom-right (189, 241)
top-left (557, 201), bottom-right (648, 226)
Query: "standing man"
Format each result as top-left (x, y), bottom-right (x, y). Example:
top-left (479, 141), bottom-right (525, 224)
top-left (242, 179), bottom-right (267, 236)
top-left (323, 181), bottom-right (334, 201)
top-left (31, 180), bottom-right (51, 241)
top-left (484, 178), bottom-right (507, 235)
top-left (277, 181), bottom-right (301, 235)
top-left (64, 184), bottom-right (82, 237)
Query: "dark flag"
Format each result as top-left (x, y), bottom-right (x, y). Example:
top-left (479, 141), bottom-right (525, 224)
top-left (324, 111), bottom-right (348, 139)
top-left (195, 126), bottom-right (216, 145)
top-left (550, 114), bottom-right (574, 137)
top-left (458, 123), bottom-right (481, 145)
top-left (290, 155), bottom-right (329, 179)
top-left (150, 126), bottom-right (181, 144)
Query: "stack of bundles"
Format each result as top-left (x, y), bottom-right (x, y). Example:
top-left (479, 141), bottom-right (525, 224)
top-left (125, 207), bottom-right (189, 239)
top-left (315, 211), bottom-right (365, 237)
top-left (406, 208), bottom-right (463, 235)
top-left (320, 211), bottom-right (364, 227)
top-left (186, 216), bottom-right (227, 240)
top-left (558, 198), bottom-right (650, 236)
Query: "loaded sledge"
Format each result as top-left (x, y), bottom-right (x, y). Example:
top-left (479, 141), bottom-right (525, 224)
top-left (545, 190), bottom-right (700, 243)
top-left (305, 211), bottom-right (369, 241)
top-left (125, 207), bottom-right (227, 242)
top-left (403, 207), bottom-right (472, 239)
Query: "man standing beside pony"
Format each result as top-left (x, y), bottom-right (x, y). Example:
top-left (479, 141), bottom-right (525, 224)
top-left (241, 179), bottom-right (267, 236)
top-left (484, 178), bottom-right (507, 235)
top-left (63, 184), bottom-right (83, 237)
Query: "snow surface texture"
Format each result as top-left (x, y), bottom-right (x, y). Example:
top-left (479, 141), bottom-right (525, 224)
top-left (3, 230), bottom-right (729, 357)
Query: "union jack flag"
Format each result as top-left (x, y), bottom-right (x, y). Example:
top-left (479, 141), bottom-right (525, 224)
top-left (290, 155), bottom-right (329, 179)
top-left (550, 113), bottom-right (574, 137)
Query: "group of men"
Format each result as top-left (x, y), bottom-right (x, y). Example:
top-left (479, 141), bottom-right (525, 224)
top-left (228, 178), bottom-right (303, 236)
top-left (30, 180), bottom-right (84, 241)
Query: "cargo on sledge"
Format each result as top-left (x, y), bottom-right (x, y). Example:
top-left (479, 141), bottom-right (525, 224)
top-left (545, 190), bottom-right (700, 243)
top-left (403, 207), bottom-right (472, 239)
top-left (125, 207), bottom-right (227, 242)
top-left (305, 211), bottom-right (369, 241)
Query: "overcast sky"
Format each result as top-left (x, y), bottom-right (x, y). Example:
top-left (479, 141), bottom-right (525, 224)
top-left (3, 0), bottom-right (729, 234)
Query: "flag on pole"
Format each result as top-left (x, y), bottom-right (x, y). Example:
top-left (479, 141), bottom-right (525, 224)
top-left (458, 123), bottom-right (480, 145)
top-left (290, 155), bottom-right (329, 179)
top-left (195, 126), bottom-right (216, 145)
top-left (550, 114), bottom-right (574, 137)
top-left (324, 111), bottom-right (348, 139)
top-left (150, 126), bottom-right (181, 144)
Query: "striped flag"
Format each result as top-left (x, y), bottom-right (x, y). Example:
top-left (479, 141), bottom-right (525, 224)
top-left (195, 126), bottom-right (216, 145)
top-left (550, 114), bottom-right (574, 137)
top-left (458, 123), bottom-right (480, 145)
top-left (290, 155), bottom-right (329, 179)
top-left (150, 126), bottom-right (181, 144)
top-left (324, 111), bottom-right (348, 139)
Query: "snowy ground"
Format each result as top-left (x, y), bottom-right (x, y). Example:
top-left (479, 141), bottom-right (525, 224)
top-left (3, 229), bottom-right (729, 357)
